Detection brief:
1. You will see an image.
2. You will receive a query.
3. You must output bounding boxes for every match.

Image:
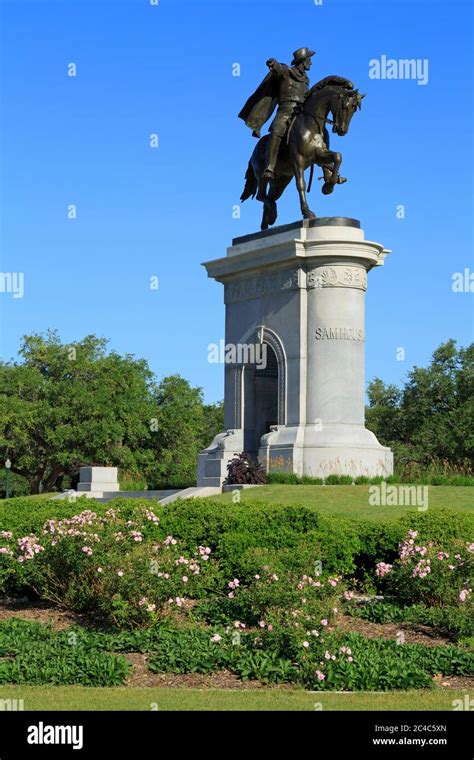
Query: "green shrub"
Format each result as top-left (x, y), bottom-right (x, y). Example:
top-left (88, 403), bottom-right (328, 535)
top-left (325, 475), bottom-right (353, 485)
top-left (266, 472), bottom-right (300, 484)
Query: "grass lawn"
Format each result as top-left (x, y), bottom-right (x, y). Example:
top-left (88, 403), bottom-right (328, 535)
top-left (0, 686), bottom-right (468, 711)
top-left (211, 485), bottom-right (474, 521)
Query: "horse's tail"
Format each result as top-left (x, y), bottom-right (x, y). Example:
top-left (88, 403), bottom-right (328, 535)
top-left (240, 161), bottom-right (257, 202)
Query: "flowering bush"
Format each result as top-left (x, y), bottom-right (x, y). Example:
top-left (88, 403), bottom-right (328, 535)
top-left (374, 530), bottom-right (473, 608)
top-left (0, 506), bottom-right (219, 627)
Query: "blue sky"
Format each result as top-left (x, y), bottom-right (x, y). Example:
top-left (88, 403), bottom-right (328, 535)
top-left (1, 0), bottom-right (472, 403)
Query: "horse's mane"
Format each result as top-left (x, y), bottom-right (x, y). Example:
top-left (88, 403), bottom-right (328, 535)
top-left (306, 76), bottom-right (355, 100)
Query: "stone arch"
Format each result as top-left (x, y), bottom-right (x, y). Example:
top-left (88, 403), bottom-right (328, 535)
top-left (256, 326), bottom-right (287, 426)
top-left (232, 326), bottom-right (287, 431)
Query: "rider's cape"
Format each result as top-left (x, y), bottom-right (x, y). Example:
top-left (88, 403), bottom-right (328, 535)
top-left (238, 71), bottom-right (278, 138)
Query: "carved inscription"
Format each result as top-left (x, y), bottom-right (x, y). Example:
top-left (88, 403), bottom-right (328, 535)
top-left (225, 269), bottom-right (299, 303)
top-left (315, 326), bottom-right (365, 341)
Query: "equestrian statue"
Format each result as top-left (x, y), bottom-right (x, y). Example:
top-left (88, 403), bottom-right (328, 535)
top-left (238, 47), bottom-right (365, 230)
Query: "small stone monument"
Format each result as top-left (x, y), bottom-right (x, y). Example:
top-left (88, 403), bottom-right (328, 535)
top-left (197, 218), bottom-right (393, 486)
top-left (77, 466), bottom-right (120, 495)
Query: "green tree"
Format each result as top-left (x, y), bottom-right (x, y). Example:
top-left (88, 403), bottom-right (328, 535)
top-left (0, 332), bottom-right (225, 495)
top-left (0, 331), bottom-right (157, 493)
top-left (201, 400), bottom-right (224, 450)
top-left (366, 340), bottom-right (474, 471)
top-left (150, 375), bottom-right (219, 488)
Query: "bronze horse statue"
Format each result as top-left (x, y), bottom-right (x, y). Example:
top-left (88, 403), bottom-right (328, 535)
top-left (240, 81), bottom-right (365, 230)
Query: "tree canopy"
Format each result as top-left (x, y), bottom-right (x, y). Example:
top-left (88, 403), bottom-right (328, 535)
top-left (366, 340), bottom-right (473, 473)
top-left (0, 331), bottom-right (223, 494)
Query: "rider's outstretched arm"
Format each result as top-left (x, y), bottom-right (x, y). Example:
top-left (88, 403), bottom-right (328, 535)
top-left (266, 58), bottom-right (287, 77)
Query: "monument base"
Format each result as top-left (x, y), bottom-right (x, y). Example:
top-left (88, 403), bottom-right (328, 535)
top-left (258, 423), bottom-right (393, 479)
top-left (197, 218), bottom-right (394, 487)
top-left (197, 429), bottom-right (244, 488)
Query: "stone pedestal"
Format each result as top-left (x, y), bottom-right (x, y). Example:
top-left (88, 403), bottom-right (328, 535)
top-left (77, 466), bottom-right (120, 494)
top-left (197, 218), bottom-right (393, 486)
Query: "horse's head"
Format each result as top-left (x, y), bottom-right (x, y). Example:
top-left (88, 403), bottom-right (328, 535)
top-left (331, 88), bottom-right (365, 136)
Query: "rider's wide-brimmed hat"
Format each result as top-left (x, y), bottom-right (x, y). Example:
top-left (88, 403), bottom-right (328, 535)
top-left (291, 47), bottom-right (315, 66)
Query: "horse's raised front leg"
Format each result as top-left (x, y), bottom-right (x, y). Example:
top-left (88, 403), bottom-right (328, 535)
top-left (292, 155), bottom-right (315, 219)
top-left (317, 149), bottom-right (342, 195)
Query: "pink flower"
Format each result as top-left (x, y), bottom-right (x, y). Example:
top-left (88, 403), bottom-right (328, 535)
top-left (117, 570), bottom-right (124, 577)
top-left (267, 624), bottom-right (273, 632)
top-left (315, 670), bottom-right (325, 682)
top-left (81, 546), bottom-right (93, 556)
top-left (145, 509), bottom-right (159, 524)
top-left (97, 567), bottom-right (103, 573)
top-left (302, 641), bottom-right (310, 648)
top-left (324, 651), bottom-right (331, 660)
top-left (375, 562), bottom-right (393, 578)
top-left (412, 559), bottom-right (431, 579)
top-left (259, 620), bottom-right (266, 628)
top-left (211, 634), bottom-right (222, 643)
top-left (228, 592), bottom-right (234, 598)
top-left (348, 656), bottom-right (353, 662)
top-left (182, 576), bottom-right (188, 583)
top-left (254, 574), bottom-right (260, 580)
top-left (320, 619), bottom-right (328, 626)
top-left (228, 578), bottom-right (240, 590)
top-left (328, 579), bottom-right (337, 587)
top-left (459, 589), bottom-right (471, 603)
top-left (343, 591), bottom-right (354, 601)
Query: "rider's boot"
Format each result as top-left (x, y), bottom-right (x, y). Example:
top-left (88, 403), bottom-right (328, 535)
top-left (263, 135), bottom-right (282, 179)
